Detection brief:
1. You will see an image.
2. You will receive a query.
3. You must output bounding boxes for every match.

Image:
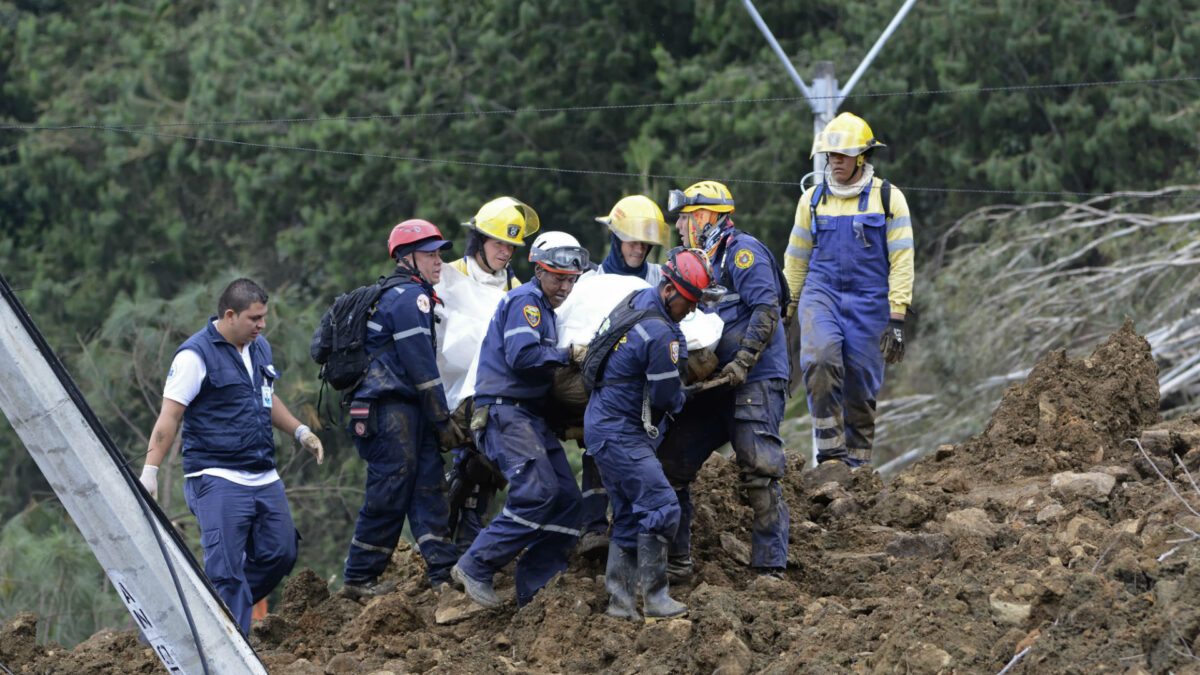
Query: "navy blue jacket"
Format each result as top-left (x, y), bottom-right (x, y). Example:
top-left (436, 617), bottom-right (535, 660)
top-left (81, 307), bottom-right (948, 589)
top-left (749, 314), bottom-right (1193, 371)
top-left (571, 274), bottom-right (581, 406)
top-left (707, 229), bottom-right (789, 383)
top-left (178, 320), bottom-right (278, 474)
top-left (474, 280), bottom-right (569, 404)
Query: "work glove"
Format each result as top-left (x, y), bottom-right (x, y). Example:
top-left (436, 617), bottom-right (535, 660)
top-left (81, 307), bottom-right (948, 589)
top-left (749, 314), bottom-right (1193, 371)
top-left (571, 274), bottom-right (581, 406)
top-left (879, 318), bottom-right (906, 364)
top-left (436, 419), bottom-right (471, 452)
top-left (718, 350), bottom-right (756, 389)
top-left (295, 424), bottom-right (325, 465)
top-left (569, 343), bottom-right (588, 366)
top-left (138, 465), bottom-right (159, 500)
top-left (782, 298), bottom-right (799, 326)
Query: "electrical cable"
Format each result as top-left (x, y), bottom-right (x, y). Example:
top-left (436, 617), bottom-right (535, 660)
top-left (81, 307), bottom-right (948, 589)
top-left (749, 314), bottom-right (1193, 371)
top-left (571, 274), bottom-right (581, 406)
top-left (1, 75), bottom-right (1196, 132)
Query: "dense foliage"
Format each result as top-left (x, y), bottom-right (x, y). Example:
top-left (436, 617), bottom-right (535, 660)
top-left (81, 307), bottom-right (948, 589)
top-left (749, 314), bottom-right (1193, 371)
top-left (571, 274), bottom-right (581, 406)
top-left (2, 0), bottom-right (1197, 644)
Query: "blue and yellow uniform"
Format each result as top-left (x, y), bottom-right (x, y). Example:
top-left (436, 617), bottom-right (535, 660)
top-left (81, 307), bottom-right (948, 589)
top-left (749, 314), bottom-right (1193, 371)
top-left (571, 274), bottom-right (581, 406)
top-left (785, 176), bottom-right (914, 464)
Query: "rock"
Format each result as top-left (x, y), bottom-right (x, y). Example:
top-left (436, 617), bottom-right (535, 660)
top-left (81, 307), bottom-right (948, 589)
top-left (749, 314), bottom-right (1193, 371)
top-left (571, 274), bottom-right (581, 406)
top-left (634, 618), bottom-right (693, 653)
top-left (810, 481), bottom-right (852, 504)
top-left (281, 659), bottom-right (326, 675)
top-left (989, 590), bottom-right (1033, 626)
top-left (714, 630), bottom-right (754, 675)
top-left (935, 444), bottom-right (956, 461)
top-left (1050, 471), bottom-right (1116, 501)
top-left (903, 642), bottom-right (953, 674)
top-left (874, 491), bottom-right (932, 528)
top-left (1036, 502), bottom-right (1066, 523)
top-left (434, 587), bottom-right (491, 625)
top-left (884, 533), bottom-right (950, 559)
top-left (942, 508), bottom-right (997, 539)
top-left (325, 653), bottom-right (364, 673)
top-left (806, 459), bottom-right (852, 488)
top-left (720, 532), bottom-right (752, 565)
top-left (1090, 465), bottom-right (1136, 483)
top-left (1133, 455), bottom-right (1173, 480)
top-left (827, 496), bottom-right (861, 518)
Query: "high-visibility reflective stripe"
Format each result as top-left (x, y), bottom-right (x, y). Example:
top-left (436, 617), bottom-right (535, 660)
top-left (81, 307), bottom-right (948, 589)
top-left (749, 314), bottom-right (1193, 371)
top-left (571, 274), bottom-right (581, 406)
top-left (720, 293), bottom-right (741, 304)
top-left (416, 533), bottom-right (452, 545)
top-left (789, 224), bottom-right (814, 242)
top-left (415, 377), bottom-right (442, 391)
top-left (633, 323), bottom-right (650, 341)
top-left (392, 287), bottom-right (407, 297)
top-left (504, 326), bottom-right (540, 340)
top-left (813, 415), bottom-right (838, 429)
top-left (393, 326), bottom-right (431, 341)
top-left (350, 537), bottom-right (394, 555)
top-left (502, 507), bottom-right (583, 537)
top-left (886, 215), bottom-right (912, 233)
top-left (367, 320), bottom-right (384, 332)
top-left (581, 488), bottom-right (607, 498)
top-left (887, 237), bottom-right (914, 253)
top-left (815, 434), bottom-right (845, 450)
top-left (646, 370), bottom-right (678, 381)
top-left (785, 245), bottom-right (811, 260)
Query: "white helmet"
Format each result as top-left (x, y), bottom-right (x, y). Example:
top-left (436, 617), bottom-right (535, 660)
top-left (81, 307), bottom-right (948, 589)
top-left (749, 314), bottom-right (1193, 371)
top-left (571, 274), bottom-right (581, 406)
top-left (529, 231), bottom-right (590, 274)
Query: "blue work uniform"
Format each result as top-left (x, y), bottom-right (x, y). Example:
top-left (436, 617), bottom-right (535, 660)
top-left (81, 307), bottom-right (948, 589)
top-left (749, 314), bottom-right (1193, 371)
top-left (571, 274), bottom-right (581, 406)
top-left (178, 321), bottom-right (297, 635)
top-left (657, 228), bottom-right (790, 569)
top-left (786, 178), bottom-right (915, 464)
top-left (457, 280), bottom-right (582, 606)
top-left (342, 273), bottom-right (457, 587)
top-left (583, 288), bottom-right (687, 549)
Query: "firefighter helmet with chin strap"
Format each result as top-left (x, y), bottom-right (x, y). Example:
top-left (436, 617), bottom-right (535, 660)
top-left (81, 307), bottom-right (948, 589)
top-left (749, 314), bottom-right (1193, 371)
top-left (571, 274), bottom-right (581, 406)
top-left (597, 195), bottom-right (671, 247)
top-left (668, 180), bottom-right (735, 257)
top-left (810, 112), bottom-right (886, 159)
top-left (461, 196), bottom-right (539, 246)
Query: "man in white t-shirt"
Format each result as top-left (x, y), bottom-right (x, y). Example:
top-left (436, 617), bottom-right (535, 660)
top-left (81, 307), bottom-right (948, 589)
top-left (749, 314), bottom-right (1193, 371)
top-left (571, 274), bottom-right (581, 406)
top-left (139, 278), bottom-right (324, 635)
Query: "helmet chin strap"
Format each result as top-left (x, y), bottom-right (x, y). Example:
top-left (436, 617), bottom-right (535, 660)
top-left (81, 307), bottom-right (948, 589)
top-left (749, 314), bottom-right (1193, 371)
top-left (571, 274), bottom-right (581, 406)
top-left (475, 251), bottom-right (498, 274)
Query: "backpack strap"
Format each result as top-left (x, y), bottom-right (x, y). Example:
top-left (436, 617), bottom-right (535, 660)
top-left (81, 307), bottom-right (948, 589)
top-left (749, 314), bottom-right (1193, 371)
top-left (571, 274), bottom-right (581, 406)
top-left (881, 179), bottom-right (893, 221)
top-left (809, 183), bottom-right (826, 237)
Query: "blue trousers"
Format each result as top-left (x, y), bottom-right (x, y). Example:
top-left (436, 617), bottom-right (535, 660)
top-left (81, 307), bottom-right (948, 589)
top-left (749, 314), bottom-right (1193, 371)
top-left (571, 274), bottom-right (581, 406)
top-left (580, 454), bottom-right (610, 535)
top-left (799, 283), bottom-right (889, 464)
top-left (584, 434), bottom-right (679, 549)
top-left (344, 400), bottom-right (456, 586)
top-left (184, 475), bottom-right (297, 635)
top-left (658, 378), bottom-right (790, 568)
top-left (457, 404), bottom-right (582, 606)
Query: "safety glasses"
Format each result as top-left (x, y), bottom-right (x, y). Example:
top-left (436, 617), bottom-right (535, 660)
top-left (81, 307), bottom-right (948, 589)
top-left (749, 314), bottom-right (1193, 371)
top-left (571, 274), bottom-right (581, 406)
top-left (666, 189), bottom-right (735, 216)
top-left (531, 245), bottom-right (590, 273)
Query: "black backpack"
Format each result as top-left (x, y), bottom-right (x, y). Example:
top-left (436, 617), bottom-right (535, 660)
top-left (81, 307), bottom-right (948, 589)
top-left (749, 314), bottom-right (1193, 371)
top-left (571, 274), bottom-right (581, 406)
top-left (581, 291), bottom-right (672, 395)
top-left (310, 273), bottom-right (408, 392)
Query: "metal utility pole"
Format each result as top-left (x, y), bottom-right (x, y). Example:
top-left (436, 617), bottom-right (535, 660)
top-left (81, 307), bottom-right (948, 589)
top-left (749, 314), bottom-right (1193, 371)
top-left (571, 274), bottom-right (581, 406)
top-left (742, 0), bottom-right (919, 187)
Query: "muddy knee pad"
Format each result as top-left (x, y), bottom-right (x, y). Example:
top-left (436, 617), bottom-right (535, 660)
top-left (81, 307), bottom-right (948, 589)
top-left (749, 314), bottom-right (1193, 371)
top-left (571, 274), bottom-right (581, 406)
top-left (741, 475), bottom-right (781, 521)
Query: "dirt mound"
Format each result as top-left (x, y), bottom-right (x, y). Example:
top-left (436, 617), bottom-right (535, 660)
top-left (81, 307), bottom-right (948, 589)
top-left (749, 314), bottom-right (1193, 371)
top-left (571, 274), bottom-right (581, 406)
top-left (6, 321), bottom-right (1200, 673)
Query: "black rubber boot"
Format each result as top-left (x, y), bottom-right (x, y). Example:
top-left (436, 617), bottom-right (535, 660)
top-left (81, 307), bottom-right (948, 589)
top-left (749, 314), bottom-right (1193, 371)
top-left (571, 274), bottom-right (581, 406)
top-left (604, 543), bottom-right (640, 621)
top-left (637, 533), bottom-right (687, 622)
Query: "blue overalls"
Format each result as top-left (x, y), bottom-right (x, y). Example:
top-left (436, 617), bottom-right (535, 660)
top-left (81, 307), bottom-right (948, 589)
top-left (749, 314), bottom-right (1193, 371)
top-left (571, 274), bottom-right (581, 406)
top-left (800, 182), bottom-right (891, 465)
top-left (657, 230), bottom-right (791, 569)
top-left (342, 274), bottom-right (457, 587)
top-left (178, 322), bottom-right (297, 635)
top-left (583, 288), bottom-right (687, 549)
top-left (456, 280), bottom-right (582, 606)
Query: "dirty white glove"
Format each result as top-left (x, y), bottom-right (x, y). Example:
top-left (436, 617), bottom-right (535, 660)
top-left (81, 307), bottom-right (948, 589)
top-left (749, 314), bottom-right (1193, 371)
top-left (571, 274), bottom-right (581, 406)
top-left (569, 344), bottom-right (588, 366)
top-left (295, 425), bottom-right (325, 465)
top-left (139, 465), bottom-right (159, 500)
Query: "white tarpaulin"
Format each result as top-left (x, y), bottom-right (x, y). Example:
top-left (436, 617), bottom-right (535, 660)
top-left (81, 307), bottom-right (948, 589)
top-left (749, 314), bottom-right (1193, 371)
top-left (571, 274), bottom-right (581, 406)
top-left (434, 267), bottom-right (724, 409)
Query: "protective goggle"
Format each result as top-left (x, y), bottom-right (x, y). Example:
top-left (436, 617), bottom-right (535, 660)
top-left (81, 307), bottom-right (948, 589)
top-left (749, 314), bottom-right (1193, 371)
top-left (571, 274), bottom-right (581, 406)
top-left (530, 245), bottom-right (590, 274)
top-left (666, 189), bottom-right (735, 217)
top-left (664, 247), bottom-right (727, 308)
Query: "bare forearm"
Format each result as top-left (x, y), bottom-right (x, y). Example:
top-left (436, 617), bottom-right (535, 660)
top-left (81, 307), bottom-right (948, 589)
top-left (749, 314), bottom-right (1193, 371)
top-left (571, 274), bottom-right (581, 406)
top-left (145, 399), bottom-right (186, 468)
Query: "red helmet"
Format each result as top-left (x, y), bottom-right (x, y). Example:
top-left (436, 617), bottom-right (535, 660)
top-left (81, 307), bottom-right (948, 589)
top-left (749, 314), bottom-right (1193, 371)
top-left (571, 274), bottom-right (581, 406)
top-left (388, 219), bottom-right (452, 259)
top-left (662, 247), bottom-right (725, 305)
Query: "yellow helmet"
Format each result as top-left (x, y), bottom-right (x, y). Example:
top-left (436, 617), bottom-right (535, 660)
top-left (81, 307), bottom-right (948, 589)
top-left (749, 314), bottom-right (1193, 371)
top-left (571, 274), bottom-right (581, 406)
top-left (667, 180), bottom-right (735, 215)
top-left (596, 195), bottom-right (671, 247)
top-left (461, 196), bottom-right (540, 246)
top-left (810, 112), bottom-right (886, 158)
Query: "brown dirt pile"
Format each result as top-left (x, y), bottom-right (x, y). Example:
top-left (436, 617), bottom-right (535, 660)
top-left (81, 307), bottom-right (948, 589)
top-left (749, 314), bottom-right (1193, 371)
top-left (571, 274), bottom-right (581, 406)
top-left (6, 320), bottom-right (1200, 673)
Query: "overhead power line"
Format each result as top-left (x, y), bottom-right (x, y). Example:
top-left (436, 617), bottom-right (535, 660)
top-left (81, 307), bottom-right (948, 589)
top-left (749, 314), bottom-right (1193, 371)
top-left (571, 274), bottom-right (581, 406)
top-left (1, 75), bottom-right (1197, 132)
top-left (38, 123), bottom-right (1196, 200)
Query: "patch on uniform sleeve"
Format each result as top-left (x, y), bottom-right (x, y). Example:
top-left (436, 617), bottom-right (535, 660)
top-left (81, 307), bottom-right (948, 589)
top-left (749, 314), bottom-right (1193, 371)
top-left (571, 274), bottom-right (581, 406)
top-left (523, 305), bottom-right (541, 327)
top-left (416, 294), bottom-right (431, 313)
top-left (669, 341), bottom-right (680, 364)
top-left (734, 249), bottom-right (755, 269)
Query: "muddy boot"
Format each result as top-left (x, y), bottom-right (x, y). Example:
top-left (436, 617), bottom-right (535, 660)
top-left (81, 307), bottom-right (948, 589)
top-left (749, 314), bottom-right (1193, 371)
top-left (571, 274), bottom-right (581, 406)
top-left (578, 529), bottom-right (610, 560)
top-left (604, 543), bottom-right (640, 621)
top-left (666, 554), bottom-right (694, 582)
top-left (637, 533), bottom-right (687, 622)
top-left (342, 578), bottom-right (397, 600)
top-left (450, 564), bottom-right (501, 609)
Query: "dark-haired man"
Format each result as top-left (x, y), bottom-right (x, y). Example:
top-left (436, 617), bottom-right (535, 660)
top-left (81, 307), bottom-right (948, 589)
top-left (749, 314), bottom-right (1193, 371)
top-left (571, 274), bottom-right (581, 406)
top-left (140, 278), bottom-right (324, 635)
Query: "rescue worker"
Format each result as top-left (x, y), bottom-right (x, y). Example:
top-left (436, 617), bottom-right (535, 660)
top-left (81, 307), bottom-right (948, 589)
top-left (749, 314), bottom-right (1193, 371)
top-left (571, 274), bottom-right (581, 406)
top-left (577, 195), bottom-right (675, 558)
top-left (584, 248), bottom-right (720, 622)
top-left (340, 219), bottom-right (468, 598)
top-left (657, 180), bottom-right (791, 581)
top-left (451, 232), bottom-right (591, 609)
top-left (446, 197), bottom-right (538, 555)
top-left (784, 113), bottom-right (914, 467)
top-left (139, 278), bottom-right (324, 635)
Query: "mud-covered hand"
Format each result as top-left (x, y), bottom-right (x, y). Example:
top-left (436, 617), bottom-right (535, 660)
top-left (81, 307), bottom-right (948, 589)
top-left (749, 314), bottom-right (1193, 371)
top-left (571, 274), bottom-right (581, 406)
top-left (879, 318), bottom-right (906, 364)
top-left (569, 343), bottom-right (588, 366)
top-left (138, 464), bottom-right (159, 500)
top-left (436, 419), bottom-right (471, 452)
top-left (295, 424), bottom-right (325, 465)
top-left (718, 350), bottom-right (755, 389)
top-left (782, 298), bottom-right (799, 326)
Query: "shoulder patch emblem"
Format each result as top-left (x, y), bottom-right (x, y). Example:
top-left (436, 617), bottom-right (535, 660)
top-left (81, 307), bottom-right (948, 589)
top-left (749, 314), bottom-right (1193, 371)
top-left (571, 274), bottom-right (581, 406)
top-left (523, 305), bottom-right (541, 327)
top-left (734, 249), bottom-right (755, 269)
top-left (416, 293), bottom-right (431, 313)
top-left (669, 341), bottom-right (680, 364)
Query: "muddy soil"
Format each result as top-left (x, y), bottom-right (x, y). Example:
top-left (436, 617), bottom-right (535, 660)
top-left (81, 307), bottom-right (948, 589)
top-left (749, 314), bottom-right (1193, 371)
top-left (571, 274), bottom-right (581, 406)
top-left (6, 320), bottom-right (1200, 674)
